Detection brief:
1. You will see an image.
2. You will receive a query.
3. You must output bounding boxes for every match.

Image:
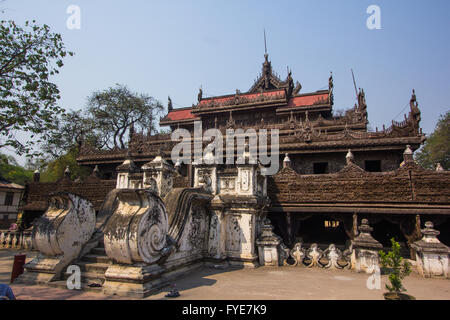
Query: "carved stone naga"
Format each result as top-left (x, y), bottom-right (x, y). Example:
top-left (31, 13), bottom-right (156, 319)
top-left (103, 189), bottom-right (173, 265)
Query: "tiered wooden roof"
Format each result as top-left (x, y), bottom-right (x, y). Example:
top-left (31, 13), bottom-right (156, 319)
top-left (78, 55), bottom-right (425, 165)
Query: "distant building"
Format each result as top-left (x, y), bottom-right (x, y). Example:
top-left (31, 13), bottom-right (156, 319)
top-left (0, 178), bottom-right (24, 229)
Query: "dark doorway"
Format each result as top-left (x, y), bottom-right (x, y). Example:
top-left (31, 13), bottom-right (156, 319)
top-left (365, 160), bottom-right (381, 172)
top-left (371, 219), bottom-right (409, 257)
top-left (295, 214), bottom-right (348, 250)
top-left (313, 162), bottom-right (329, 174)
top-left (432, 217), bottom-right (450, 247)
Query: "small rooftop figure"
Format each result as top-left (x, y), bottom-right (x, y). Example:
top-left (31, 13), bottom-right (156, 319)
top-left (0, 283), bottom-right (16, 300)
top-left (165, 283), bottom-right (180, 298)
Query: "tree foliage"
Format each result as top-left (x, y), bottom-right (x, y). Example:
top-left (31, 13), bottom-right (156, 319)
top-left (43, 84), bottom-right (164, 157)
top-left (0, 20), bottom-right (73, 156)
top-left (41, 110), bottom-right (99, 158)
top-left (86, 84), bottom-right (164, 149)
top-left (379, 238), bottom-right (411, 293)
top-left (0, 153), bottom-right (33, 185)
top-left (415, 111), bottom-right (450, 170)
top-left (39, 146), bottom-right (90, 182)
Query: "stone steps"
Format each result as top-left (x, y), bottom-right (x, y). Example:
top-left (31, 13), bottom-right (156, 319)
top-left (48, 280), bottom-right (104, 293)
top-left (60, 242), bottom-right (111, 290)
top-left (82, 254), bottom-right (111, 264)
top-left (91, 247), bottom-right (106, 255)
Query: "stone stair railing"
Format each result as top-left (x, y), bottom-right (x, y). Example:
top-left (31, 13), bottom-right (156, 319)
top-left (0, 229), bottom-right (34, 250)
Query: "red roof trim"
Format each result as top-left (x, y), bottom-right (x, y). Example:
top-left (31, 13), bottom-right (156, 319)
top-left (166, 108), bottom-right (198, 121)
top-left (288, 93), bottom-right (329, 107)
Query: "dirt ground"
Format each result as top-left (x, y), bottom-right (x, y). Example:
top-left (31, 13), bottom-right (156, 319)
top-left (1, 249), bottom-right (449, 300)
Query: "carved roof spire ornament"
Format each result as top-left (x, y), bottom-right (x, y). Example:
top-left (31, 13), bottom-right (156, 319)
top-left (226, 110), bottom-right (235, 128)
top-left (346, 149), bottom-right (355, 165)
top-left (283, 153), bottom-right (291, 168)
top-left (168, 96), bottom-right (173, 112)
top-left (409, 89), bottom-right (421, 130)
top-left (329, 72), bottom-right (333, 91)
top-left (198, 87), bottom-right (203, 103)
top-left (264, 28), bottom-right (268, 56)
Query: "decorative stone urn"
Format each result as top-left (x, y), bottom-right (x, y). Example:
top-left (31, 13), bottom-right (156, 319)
top-left (411, 221), bottom-right (449, 278)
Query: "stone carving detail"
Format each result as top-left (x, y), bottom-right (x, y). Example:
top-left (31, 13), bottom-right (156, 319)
top-left (290, 243), bottom-right (306, 266)
top-left (279, 242), bottom-right (351, 269)
top-left (320, 244), bottom-right (350, 269)
top-left (197, 168), bottom-right (213, 193)
top-left (290, 111), bottom-right (322, 143)
top-left (103, 189), bottom-right (171, 265)
top-left (279, 243), bottom-right (291, 266)
top-left (304, 243), bottom-right (323, 268)
top-left (141, 155), bottom-right (175, 198)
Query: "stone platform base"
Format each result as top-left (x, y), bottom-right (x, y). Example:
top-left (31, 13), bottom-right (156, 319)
top-left (102, 260), bottom-right (205, 298)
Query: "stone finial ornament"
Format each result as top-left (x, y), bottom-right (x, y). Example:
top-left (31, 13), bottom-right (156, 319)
top-left (403, 145), bottom-right (414, 163)
top-left (346, 149), bottom-right (355, 165)
top-left (64, 166), bottom-right (71, 179)
top-left (33, 169), bottom-right (40, 182)
top-left (283, 153), bottom-right (291, 168)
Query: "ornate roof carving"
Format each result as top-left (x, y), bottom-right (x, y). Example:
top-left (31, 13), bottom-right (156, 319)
top-left (248, 54), bottom-right (301, 95)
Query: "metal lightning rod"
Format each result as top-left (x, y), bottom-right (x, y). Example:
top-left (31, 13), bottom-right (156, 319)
top-left (351, 68), bottom-right (359, 102)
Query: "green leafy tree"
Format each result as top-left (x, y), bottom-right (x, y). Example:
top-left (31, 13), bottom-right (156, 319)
top-left (40, 146), bottom-right (90, 182)
top-left (0, 153), bottom-right (33, 185)
top-left (0, 19), bottom-right (73, 156)
top-left (42, 110), bottom-right (102, 158)
top-left (379, 238), bottom-right (411, 293)
top-left (86, 84), bottom-right (164, 149)
top-left (415, 111), bottom-right (450, 170)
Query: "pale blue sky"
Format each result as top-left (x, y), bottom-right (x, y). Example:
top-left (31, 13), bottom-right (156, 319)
top-left (3, 0), bottom-right (450, 164)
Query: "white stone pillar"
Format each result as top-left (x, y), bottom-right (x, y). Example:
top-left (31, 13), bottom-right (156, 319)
top-left (141, 155), bottom-right (175, 198)
top-left (351, 219), bottom-right (383, 273)
top-left (411, 221), bottom-right (449, 278)
top-left (256, 218), bottom-right (282, 266)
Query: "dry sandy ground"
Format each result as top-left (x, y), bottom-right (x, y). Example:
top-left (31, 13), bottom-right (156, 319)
top-left (1, 249), bottom-right (449, 300)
